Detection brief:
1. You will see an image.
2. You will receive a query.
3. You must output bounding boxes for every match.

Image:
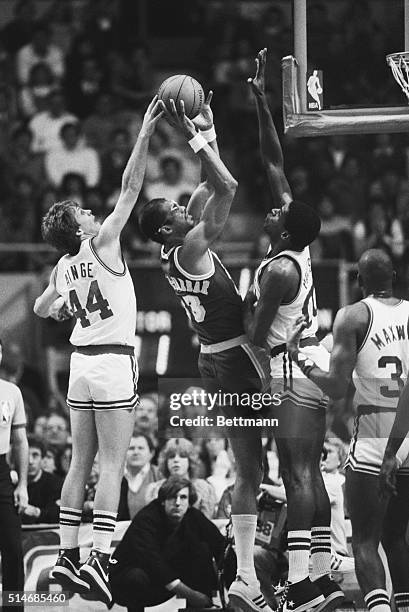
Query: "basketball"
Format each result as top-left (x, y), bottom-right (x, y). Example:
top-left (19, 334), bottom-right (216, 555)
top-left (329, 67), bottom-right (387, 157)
top-left (158, 74), bottom-right (205, 119)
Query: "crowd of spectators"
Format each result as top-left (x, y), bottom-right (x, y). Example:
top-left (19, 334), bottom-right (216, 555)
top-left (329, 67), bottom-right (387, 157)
top-left (0, 0), bottom-right (408, 284)
top-left (13, 389), bottom-right (354, 608)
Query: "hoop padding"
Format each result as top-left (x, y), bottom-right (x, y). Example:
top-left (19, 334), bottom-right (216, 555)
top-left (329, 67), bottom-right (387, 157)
top-left (282, 55), bottom-right (409, 137)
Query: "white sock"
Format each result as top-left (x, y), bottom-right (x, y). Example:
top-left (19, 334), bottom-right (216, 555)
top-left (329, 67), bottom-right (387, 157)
top-left (93, 509), bottom-right (117, 554)
top-left (231, 514), bottom-right (258, 583)
top-left (364, 589), bottom-right (391, 612)
top-left (59, 506), bottom-right (82, 549)
top-left (395, 592), bottom-right (409, 612)
top-left (310, 526), bottom-right (331, 581)
top-left (288, 530), bottom-right (311, 584)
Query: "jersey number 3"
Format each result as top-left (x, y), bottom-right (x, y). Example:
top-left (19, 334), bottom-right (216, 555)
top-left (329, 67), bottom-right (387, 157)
top-left (69, 280), bottom-right (113, 328)
top-left (379, 356), bottom-right (404, 398)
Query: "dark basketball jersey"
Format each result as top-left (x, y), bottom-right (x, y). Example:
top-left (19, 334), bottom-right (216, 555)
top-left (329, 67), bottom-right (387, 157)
top-left (161, 246), bottom-right (245, 345)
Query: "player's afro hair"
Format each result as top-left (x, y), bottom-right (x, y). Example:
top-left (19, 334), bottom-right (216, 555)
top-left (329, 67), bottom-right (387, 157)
top-left (284, 200), bottom-right (321, 249)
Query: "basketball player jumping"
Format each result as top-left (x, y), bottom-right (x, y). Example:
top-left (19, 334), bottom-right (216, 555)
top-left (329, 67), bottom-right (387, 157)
top-left (246, 48), bottom-right (344, 612)
top-left (288, 249), bottom-right (409, 612)
top-left (139, 96), bottom-right (273, 612)
top-left (33, 96), bottom-right (163, 606)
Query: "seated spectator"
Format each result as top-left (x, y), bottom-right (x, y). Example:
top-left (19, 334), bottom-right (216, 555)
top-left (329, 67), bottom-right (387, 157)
top-left (19, 62), bottom-right (57, 118)
top-left (353, 200), bottom-right (404, 261)
top-left (56, 443), bottom-right (72, 479)
top-left (0, 175), bottom-right (39, 246)
top-left (327, 154), bottom-right (367, 220)
top-left (2, 126), bottom-right (46, 192)
top-left (100, 127), bottom-right (134, 197)
top-left (144, 155), bottom-right (196, 203)
top-left (42, 444), bottom-right (58, 475)
top-left (65, 55), bottom-right (107, 119)
top-left (22, 437), bottom-right (62, 524)
top-left (29, 89), bottom-right (77, 153)
top-left (133, 392), bottom-right (159, 447)
top-left (59, 172), bottom-right (86, 208)
top-left (16, 21), bottom-right (64, 85)
top-left (33, 415), bottom-right (48, 440)
top-left (145, 438), bottom-right (217, 519)
top-left (44, 412), bottom-right (70, 450)
top-left (117, 434), bottom-right (161, 520)
top-left (316, 195), bottom-right (354, 260)
top-left (82, 92), bottom-right (120, 153)
top-left (321, 437), bottom-right (355, 576)
top-left (1, 0), bottom-right (37, 55)
top-left (110, 43), bottom-right (156, 111)
top-left (110, 475), bottom-right (236, 612)
top-left (45, 122), bottom-right (100, 188)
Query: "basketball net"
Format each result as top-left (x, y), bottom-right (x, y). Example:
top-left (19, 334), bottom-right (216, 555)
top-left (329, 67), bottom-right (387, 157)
top-left (387, 51), bottom-right (409, 103)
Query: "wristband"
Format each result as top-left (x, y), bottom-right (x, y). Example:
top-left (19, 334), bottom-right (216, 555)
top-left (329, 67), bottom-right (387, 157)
top-left (188, 133), bottom-right (207, 153)
top-left (166, 578), bottom-right (181, 591)
top-left (200, 126), bottom-right (217, 142)
top-left (291, 350), bottom-right (316, 378)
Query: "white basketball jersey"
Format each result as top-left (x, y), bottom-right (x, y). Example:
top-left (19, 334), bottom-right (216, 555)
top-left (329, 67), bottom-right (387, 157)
top-left (353, 297), bottom-right (409, 415)
top-left (54, 238), bottom-right (136, 346)
top-left (253, 246), bottom-right (318, 348)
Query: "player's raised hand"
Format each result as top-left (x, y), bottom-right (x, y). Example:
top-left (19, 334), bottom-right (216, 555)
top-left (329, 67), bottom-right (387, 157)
top-left (159, 98), bottom-right (197, 139)
top-left (248, 48), bottom-right (267, 97)
top-left (192, 91), bottom-right (214, 131)
top-left (141, 95), bottom-right (164, 136)
top-left (287, 314), bottom-right (307, 356)
top-left (379, 453), bottom-right (398, 498)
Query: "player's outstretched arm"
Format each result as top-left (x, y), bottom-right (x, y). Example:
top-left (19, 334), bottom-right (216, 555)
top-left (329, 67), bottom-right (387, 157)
top-left (248, 48), bottom-right (292, 206)
top-left (161, 99), bottom-right (237, 258)
top-left (287, 305), bottom-right (364, 398)
top-left (185, 91), bottom-right (219, 223)
top-left (95, 96), bottom-right (163, 248)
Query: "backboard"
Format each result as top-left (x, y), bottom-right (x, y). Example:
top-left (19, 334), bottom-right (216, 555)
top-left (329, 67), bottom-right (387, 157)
top-left (283, 0), bottom-right (409, 136)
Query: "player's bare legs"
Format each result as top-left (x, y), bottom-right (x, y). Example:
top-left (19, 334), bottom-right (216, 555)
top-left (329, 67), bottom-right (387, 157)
top-left (381, 475), bottom-right (409, 612)
top-left (346, 470), bottom-right (391, 612)
top-left (93, 408), bottom-right (136, 547)
top-left (310, 408), bottom-right (332, 581)
top-left (52, 410), bottom-right (98, 592)
top-left (79, 407), bottom-right (135, 606)
top-left (228, 430), bottom-right (274, 612)
top-left (229, 433), bottom-right (263, 515)
top-left (273, 399), bottom-right (343, 612)
top-left (60, 409), bottom-right (98, 534)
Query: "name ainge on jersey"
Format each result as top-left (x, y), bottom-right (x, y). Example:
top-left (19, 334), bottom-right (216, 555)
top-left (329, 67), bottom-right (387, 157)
top-left (64, 262), bottom-right (94, 286)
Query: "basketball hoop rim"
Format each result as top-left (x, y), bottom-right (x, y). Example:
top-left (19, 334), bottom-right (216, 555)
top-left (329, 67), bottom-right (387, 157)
top-left (386, 51), bottom-right (409, 64)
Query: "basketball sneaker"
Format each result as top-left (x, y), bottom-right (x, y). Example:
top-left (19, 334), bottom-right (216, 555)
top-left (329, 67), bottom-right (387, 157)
top-left (51, 547), bottom-right (89, 593)
top-left (228, 575), bottom-right (274, 611)
top-left (80, 549), bottom-right (112, 606)
top-left (278, 577), bottom-right (324, 612)
top-left (313, 575), bottom-right (345, 612)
